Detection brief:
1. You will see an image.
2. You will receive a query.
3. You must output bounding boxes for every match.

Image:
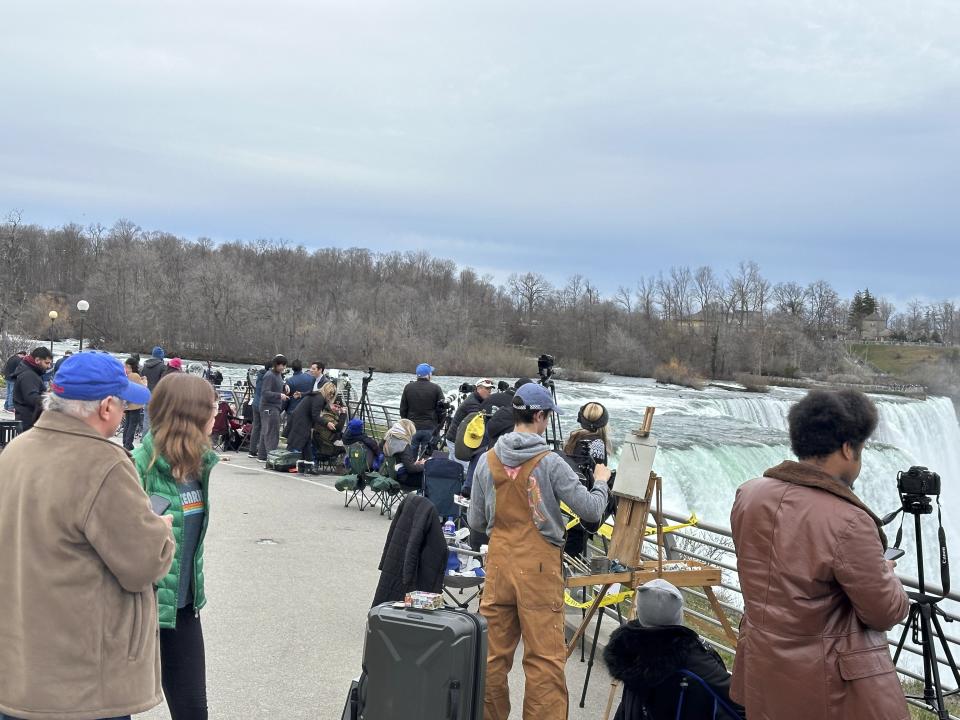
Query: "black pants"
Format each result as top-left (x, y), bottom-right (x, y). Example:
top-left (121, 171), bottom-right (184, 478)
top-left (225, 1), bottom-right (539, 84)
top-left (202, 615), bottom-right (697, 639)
top-left (122, 408), bottom-right (142, 450)
top-left (160, 606), bottom-right (208, 720)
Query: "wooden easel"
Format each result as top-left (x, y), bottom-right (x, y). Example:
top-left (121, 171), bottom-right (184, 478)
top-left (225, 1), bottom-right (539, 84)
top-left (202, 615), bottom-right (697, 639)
top-left (561, 408), bottom-right (737, 718)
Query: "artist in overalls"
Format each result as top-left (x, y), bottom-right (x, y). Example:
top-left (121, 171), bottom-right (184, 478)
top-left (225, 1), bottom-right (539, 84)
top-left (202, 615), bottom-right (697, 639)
top-left (468, 383), bottom-right (611, 719)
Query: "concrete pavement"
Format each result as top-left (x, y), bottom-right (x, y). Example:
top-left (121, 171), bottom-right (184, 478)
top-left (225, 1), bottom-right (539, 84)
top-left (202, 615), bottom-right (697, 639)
top-left (136, 454), bottom-right (620, 719)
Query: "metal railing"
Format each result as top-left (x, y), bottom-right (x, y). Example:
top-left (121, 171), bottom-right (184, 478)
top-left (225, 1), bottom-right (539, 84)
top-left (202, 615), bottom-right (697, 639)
top-left (622, 508), bottom-right (960, 719)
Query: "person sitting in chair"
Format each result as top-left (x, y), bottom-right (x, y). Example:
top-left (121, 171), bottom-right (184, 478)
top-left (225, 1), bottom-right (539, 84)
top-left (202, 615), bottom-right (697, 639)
top-left (604, 579), bottom-right (745, 720)
top-left (382, 419), bottom-right (425, 489)
top-left (342, 417), bottom-right (382, 471)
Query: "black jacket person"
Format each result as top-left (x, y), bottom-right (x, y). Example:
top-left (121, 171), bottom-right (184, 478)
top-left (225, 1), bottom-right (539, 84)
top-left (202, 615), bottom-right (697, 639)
top-left (604, 580), bottom-right (745, 720)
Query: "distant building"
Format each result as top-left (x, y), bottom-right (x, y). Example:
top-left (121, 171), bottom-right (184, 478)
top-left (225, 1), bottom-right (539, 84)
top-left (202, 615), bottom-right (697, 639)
top-left (861, 312), bottom-right (889, 341)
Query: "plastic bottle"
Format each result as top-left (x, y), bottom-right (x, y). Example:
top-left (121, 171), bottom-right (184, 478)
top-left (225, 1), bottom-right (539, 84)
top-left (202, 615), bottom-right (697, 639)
top-left (443, 516), bottom-right (456, 539)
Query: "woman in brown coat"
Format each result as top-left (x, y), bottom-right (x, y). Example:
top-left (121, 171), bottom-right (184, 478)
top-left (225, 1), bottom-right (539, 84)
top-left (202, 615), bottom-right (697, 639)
top-left (730, 390), bottom-right (910, 720)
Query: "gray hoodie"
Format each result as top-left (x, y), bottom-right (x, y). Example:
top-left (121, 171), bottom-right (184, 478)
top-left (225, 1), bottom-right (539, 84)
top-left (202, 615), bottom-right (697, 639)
top-left (467, 431), bottom-right (609, 548)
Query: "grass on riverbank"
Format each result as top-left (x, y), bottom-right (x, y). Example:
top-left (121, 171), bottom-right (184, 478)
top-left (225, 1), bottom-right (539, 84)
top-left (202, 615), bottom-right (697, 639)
top-left (851, 343), bottom-right (954, 377)
top-left (654, 359), bottom-right (705, 390)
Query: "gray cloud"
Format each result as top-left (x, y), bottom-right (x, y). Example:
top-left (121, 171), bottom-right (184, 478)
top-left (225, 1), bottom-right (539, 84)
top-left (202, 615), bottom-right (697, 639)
top-left (1, 0), bottom-right (958, 300)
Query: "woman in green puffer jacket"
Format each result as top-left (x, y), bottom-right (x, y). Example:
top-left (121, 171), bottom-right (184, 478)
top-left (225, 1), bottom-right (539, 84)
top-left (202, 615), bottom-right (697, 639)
top-left (132, 372), bottom-right (219, 720)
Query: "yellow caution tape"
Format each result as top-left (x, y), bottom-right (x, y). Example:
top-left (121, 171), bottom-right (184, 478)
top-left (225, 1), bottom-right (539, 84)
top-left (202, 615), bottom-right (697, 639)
top-left (560, 502), bottom-right (699, 539)
top-left (564, 588), bottom-right (634, 610)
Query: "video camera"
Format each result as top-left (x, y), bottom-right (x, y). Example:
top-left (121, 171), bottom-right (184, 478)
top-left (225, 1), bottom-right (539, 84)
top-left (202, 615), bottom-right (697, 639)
top-left (538, 354), bottom-right (555, 383)
top-left (459, 382), bottom-right (476, 395)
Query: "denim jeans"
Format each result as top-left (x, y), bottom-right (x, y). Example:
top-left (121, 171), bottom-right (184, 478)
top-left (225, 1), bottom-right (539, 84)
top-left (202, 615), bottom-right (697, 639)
top-left (3, 379), bottom-right (14, 411)
top-left (411, 428), bottom-right (435, 459)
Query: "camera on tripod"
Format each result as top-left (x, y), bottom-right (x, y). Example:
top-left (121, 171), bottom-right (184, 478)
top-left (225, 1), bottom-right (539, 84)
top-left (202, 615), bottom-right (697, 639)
top-left (898, 466), bottom-right (941, 515)
top-left (538, 354), bottom-right (555, 383)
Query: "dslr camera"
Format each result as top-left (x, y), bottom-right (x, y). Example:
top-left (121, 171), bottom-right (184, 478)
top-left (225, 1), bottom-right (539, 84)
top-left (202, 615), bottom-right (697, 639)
top-left (898, 466), bottom-right (941, 497)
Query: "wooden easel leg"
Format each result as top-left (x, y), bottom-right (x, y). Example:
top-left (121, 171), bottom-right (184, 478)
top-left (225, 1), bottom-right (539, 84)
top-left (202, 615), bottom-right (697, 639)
top-left (565, 583), bottom-right (611, 658)
top-left (704, 586), bottom-right (738, 648)
top-left (602, 677), bottom-right (620, 720)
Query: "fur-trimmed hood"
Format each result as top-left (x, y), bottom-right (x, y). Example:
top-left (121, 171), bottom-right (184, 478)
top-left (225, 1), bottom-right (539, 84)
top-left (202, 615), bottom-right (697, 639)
top-left (604, 622), bottom-right (702, 690)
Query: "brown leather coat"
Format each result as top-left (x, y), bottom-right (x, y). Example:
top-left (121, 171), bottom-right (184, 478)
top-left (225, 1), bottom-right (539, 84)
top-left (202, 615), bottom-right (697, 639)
top-left (729, 461), bottom-right (910, 720)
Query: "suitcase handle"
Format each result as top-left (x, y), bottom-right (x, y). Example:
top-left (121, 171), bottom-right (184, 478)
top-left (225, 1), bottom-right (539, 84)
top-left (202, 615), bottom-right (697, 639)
top-left (447, 681), bottom-right (461, 720)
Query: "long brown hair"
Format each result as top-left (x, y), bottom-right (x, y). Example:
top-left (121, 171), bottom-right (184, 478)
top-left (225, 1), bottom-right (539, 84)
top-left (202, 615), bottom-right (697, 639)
top-left (147, 373), bottom-right (216, 481)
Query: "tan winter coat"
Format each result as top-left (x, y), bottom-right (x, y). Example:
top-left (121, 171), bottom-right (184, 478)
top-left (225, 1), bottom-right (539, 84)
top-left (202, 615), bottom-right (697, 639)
top-left (0, 411), bottom-right (175, 720)
top-left (729, 460), bottom-right (910, 720)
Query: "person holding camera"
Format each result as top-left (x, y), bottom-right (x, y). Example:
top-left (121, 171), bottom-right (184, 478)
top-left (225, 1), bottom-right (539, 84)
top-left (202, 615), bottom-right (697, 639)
top-left (562, 401), bottom-right (613, 558)
top-left (445, 377), bottom-right (495, 463)
top-left (729, 389), bottom-right (910, 720)
top-left (468, 383), bottom-right (611, 720)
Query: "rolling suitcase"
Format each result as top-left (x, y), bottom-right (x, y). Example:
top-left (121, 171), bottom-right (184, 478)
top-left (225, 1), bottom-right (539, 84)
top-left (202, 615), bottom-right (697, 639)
top-left (358, 602), bottom-right (487, 719)
top-left (265, 448), bottom-right (299, 471)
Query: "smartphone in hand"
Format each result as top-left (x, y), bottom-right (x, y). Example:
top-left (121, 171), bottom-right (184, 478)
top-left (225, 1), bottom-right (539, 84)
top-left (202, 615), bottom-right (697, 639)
top-left (149, 494), bottom-right (171, 515)
top-left (884, 547), bottom-right (905, 562)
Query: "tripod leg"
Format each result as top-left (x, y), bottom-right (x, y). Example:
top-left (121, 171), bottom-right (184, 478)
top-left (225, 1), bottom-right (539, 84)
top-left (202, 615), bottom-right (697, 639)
top-left (892, 605), bottom-right (917, 665)
top-left (930, 610), bottom-right (960, 690)
top-left (580, 607), bottom-right (604, 708)
top-left (918, 603), bottom-right (950, 720)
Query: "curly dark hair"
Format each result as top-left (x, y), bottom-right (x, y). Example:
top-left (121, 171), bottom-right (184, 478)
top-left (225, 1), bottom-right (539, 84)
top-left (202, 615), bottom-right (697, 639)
top-left (788, 389), bottom-right (879, 459)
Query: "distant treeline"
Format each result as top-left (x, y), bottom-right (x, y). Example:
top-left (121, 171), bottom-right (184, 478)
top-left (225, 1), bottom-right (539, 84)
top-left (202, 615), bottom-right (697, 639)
top-left (2, 212), bottom-right (959, 381)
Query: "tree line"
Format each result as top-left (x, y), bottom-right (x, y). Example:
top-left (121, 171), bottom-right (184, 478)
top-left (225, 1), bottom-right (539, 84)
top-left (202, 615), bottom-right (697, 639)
top-left (2, 211), bottom-right (958, 380)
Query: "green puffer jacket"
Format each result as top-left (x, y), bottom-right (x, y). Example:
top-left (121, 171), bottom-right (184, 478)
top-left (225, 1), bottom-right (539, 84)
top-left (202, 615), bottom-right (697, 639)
top-left (132, 433), bottom-right (218, 629)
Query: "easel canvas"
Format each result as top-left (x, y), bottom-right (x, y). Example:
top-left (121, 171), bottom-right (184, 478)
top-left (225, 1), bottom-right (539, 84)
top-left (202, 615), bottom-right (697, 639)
top-left (562, 407), bottom-right (736, 716)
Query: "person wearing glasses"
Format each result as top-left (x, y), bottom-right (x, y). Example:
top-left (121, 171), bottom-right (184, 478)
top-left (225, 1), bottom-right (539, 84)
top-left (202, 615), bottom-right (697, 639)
top-left (0, 352), bottom-right (174, 720)
top-left (132, 373), bottom-right (220, 720)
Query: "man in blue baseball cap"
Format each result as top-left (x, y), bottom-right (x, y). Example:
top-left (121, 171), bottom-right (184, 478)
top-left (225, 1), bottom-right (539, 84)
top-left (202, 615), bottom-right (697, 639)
top-left (468, 380), bottom-right (612, 720)
top-left (0, 351), bottom-right (174, 720)
top-left (399, 362), bottom-right (444, 458)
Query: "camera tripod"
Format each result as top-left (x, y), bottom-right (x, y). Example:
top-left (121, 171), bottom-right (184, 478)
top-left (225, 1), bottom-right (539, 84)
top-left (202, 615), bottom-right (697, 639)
top-left (537, 375), bottom-right (564, 452)
top-left (891, 500), bottom-right (960, 720)
top-left (350, 368), bottom-right (376, 435)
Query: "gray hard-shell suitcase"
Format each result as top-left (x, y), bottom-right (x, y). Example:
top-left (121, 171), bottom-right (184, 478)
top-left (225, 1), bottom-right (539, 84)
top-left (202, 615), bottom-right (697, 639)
top-left (358, 602), bottom-right (488, 719)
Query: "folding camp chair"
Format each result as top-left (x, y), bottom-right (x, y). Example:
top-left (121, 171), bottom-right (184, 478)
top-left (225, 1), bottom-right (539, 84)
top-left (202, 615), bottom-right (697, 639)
top-left (336, 443), bottom-right (378, 511)
top-left (422, 456), bottom-right (464, 522)
top-left (373, 455), bottom-right (422, 520)
top-left (642, 669), bottom-right (744, 720)
top-left (442, 544), bottom-right (485, 610)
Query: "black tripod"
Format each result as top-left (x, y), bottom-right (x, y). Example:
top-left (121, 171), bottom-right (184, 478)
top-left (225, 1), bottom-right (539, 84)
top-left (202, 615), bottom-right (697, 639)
top-left (351, 368), bottom-right (376, 436)
top-left (891, 500), bottom-right (960, 719)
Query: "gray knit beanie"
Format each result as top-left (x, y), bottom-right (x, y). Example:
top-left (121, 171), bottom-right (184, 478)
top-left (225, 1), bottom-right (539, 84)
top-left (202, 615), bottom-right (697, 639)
top-left (635, 579), bottom-right (684, 627)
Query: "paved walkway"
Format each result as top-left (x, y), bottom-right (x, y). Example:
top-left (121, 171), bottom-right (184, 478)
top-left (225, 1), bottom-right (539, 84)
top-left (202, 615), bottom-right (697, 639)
top-left (136, 454), bottom-right (620, 719)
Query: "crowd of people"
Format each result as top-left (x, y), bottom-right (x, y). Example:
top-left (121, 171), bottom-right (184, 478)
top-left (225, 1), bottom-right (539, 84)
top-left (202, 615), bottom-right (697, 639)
top-left (0, 346), bottom-right (917, 720)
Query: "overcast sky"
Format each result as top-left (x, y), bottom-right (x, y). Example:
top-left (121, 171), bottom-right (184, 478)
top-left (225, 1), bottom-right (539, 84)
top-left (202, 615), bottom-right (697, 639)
top-left (1, 1), bottom-right (958, 302)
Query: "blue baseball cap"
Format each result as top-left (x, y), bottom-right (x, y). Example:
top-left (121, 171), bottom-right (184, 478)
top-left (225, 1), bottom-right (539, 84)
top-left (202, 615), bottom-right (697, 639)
top-left (151, 346), bottom-right (164, 359)
top-left (50, 352), bottom-right (152, 405)
top-left (512, 382), bottom-right (562, 414)
top-left (416, 363), bottom-right (434, 377)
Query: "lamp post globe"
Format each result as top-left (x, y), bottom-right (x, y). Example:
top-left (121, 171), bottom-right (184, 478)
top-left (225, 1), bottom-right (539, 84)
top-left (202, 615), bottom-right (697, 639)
top-left (76, 300), bottom-right (89, 352)
top-left (48, 310), bottom-right (59, 353)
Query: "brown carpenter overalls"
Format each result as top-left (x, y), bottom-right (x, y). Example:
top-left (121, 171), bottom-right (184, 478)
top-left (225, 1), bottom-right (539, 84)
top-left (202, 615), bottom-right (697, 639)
top-left (479, 449), bottom-right (568, 720)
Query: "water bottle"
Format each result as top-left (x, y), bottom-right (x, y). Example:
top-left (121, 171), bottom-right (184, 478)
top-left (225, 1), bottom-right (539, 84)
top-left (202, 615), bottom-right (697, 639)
top-left (443, 516), bottom-right (456, 541)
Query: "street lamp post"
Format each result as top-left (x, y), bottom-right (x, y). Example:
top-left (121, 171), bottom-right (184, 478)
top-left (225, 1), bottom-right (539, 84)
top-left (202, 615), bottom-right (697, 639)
top-left (48, 310), bottom-right (59, 354)
top-left (76, 300), bottom-right (89, 352)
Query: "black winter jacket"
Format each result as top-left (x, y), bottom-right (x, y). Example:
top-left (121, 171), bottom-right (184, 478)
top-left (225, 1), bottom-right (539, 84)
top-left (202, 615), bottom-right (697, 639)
top-left (141, 357), bottom-right (167, 390)
top-left (284, 392), bottom-right (328, 452)
top-left (10, 359), bottom-right (46, 431)
top-left (399, 379), bottom-right (445, 431)
top-left (3, 354), bottom-right (22, 379)
top-left (604, 623), bottom-right (745, 720)
top-left (372, 494), bottom-right (447, 606)
top-left (445, 392), bottom-right (484, 442)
